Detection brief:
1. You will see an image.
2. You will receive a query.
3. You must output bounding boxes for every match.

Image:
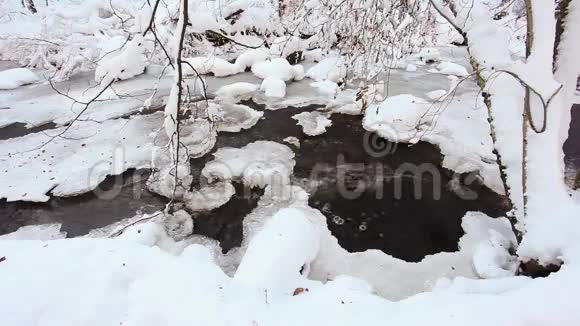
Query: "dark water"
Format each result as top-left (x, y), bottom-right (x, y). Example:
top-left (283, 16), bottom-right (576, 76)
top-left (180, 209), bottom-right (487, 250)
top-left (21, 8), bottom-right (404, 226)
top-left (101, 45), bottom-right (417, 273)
top-left (0, 101), bottom-right (513, 262)
top-left (186, 101), bottom-right (508, 261)
top-left (0, 122), bottom-right (57, 141)
top-left (0, 169), bottom-right (167, 237)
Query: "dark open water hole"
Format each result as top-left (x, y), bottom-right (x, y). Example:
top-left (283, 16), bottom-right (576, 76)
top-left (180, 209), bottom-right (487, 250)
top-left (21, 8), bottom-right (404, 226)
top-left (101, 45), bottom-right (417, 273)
top-left (0, 99), bottom-right (527, 262)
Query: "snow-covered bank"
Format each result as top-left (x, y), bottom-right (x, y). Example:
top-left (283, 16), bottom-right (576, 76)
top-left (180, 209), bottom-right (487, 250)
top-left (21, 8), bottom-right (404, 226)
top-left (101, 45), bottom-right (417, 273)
top-left (1, 206), bottom-right (580, 325)
top-left (0, 112), bottom-right (162, 202)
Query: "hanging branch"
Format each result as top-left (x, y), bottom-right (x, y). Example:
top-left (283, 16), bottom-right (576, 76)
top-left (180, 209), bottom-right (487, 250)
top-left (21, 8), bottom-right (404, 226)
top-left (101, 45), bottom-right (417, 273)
top-left (166, 0), bottom-right (189, 209)
top-left (494, 69), bottom-right (563, 133)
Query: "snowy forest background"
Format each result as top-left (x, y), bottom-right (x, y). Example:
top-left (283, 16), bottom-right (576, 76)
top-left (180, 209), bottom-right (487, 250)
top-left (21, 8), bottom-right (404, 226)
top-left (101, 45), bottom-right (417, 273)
top-left (0, 0), bottom-right (580, 325)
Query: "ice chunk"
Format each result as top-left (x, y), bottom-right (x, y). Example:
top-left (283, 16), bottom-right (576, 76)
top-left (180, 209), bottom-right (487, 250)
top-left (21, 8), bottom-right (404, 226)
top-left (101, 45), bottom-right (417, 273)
top-left (180, 118), bottom-right (217, 158)
top-left (363, 94), bottom-right (431, 143)
top-left (292, 111), bottom-right (332, 136)
top-left (163, 210), bottom-right (193, 241)
top-left (183, 181), bottom-right (235, 212)
top-left (182, 56), bottom-right (243, 77)
top-left (260, 77), bottom-right (286, 98)
top-left (215, 82), bottom-right (259, 101)
top-left (201, 141), bottom-right (295, 188)
top-left (208, 102), bottom-right (263, 132)
top-left (436, 61), bottom-right (469, 77)
top-left (425, 89), bottom-right (448, 101)
top-left (406, 63), bottom-right (418, 72)
top-left (283, 136), bottom-right (300, 148)
top-left (0, 68), bottom-right (40, 89)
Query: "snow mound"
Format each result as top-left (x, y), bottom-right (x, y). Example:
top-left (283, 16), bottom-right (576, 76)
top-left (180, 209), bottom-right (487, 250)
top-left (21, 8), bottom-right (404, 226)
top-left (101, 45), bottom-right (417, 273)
top-left (233, 207), bottom-right (325, 294)
top-left (363, 94), bottom-right (432, 143)
top-left (405, 63), bottom-right (418, 72)
top-left (310, 80), bottom-right (339, 98)
top-left (260, 77), bottom-right (286, 98)
top-left (269, 35), bottom-right (307, 58)
top-left (201, 141), bottom-right (295, 188)
top-left (0, 68), bottom-right (40, 90)
top-left (215, 82), bottom-right (259, 101)
top-left (0, 224), bottom-right (66, 240)
top-left (183, 57), bottom-right (243, 77)
top-left (417, 47), bottom-right (442, 63)
top-left (306, 56), bottom-right (346, 82)
top-left (472, 230), bottom-right (519, 278)
top-left (436, 61), bottom-right (469, 77)
top-left (95, 35), bottom-right (148, 85)
top-left (208, 102), bottom-right (263, 132)
top-left (234, 48), bottom-right (270, 69)
top-left (292, 111), bottom-right (332, 136)
top-left (251, 58), bottom-right (303, 81)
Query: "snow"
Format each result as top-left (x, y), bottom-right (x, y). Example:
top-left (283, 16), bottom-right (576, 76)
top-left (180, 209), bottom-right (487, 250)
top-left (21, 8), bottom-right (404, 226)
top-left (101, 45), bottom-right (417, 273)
top-left (252, 58), bottom-right (303, 81)
top-left (182, 57), bottom-right (243, 77)
top-left (183, 181), bottom-right (236, 212)
top-left (436, 61), bottom-right (469, 77)
top-left (292, 111), bottom-right (333, 136)
top-left (472, 230), bottom-right (519, 278)
top-left (260, 76), bottom-right (286, 98)
top-left (233, 207), bottom-right (323, 294)
top-left (1, 1), bottom-right (580, 323)
top-left (234, 48), bottom-right (270, 69)
top-left (363, 86), bottom-right (504, 195)
top-left (94, 34), bottom-right (149, 85)
top-left (0, 112), bottom-right (162, 202)
top-left (310, 80), bottom-right (339, 98)
top-left (0, 70), bottom-right (169, 129)
top-left (416, 47), bottom-right (442, 63)
top-left (0, 224), bottom-right (66, 240)
top-left (306, 56), bottom-right (347, 82)
top-left (452, 2), bottom-right (525, 218)
top-left (425, 89), bottom-right (447, 101)
top-left (0, 68), bottom-right (39, 89)
top-left (201, 141), bottom-right (295, 189)
top-left (283, 136), bottom-right (300, 148)
top-left (163, 210), bottom-right (194, 241)
top-left (4, 207), bottom-right (580, 326)
top-left (215, 82), bottom-right (259, 101)
top-left (363, 94), bottom-right (431, 143)
top-left (208, 102), bottom-right (263, 132)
